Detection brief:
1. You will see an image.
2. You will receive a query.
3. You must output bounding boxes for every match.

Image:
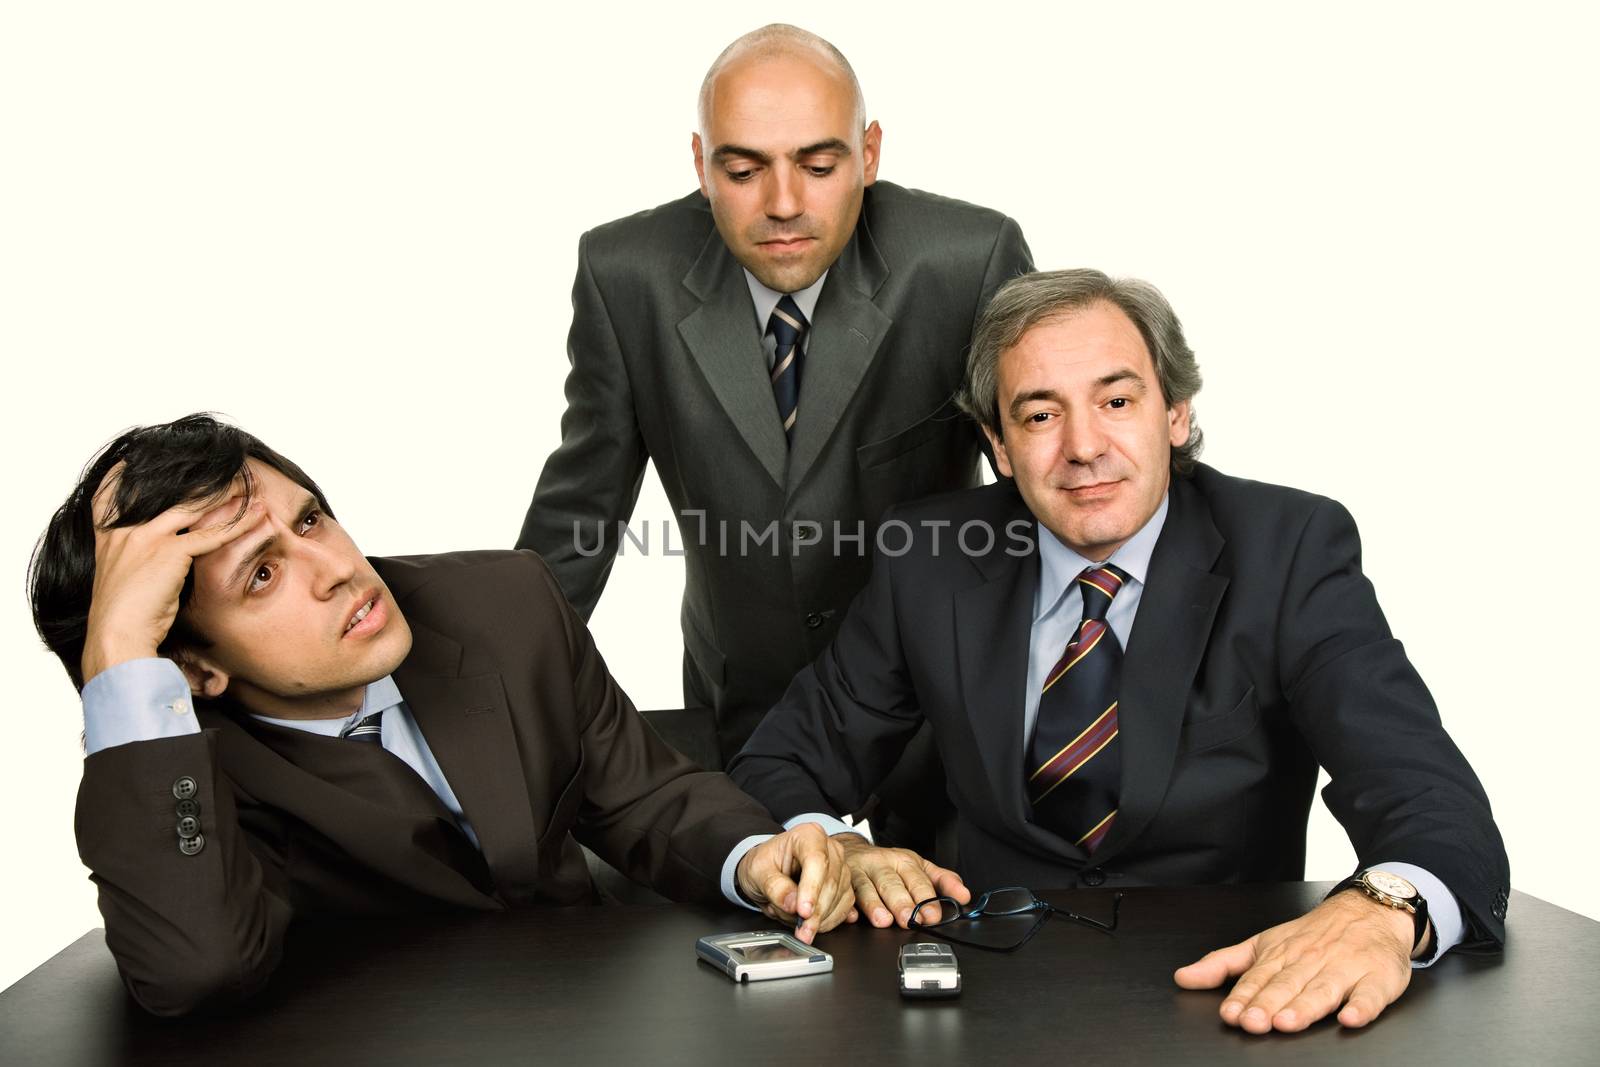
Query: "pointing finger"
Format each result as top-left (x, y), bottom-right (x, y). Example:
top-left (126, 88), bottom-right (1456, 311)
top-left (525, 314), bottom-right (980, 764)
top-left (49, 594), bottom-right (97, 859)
top-left (791, 832), bottom-right (827, 922)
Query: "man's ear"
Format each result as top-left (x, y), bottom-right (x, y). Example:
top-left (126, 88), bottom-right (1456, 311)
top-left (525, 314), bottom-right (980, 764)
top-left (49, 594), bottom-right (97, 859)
top-left (692, 132), bottom-right (710, 199)
top-left (982, 423), bottom-right (1013, 479)
top-left (862, 120), bottom-right (882, 186)
top-left (172, 649), bottom-right (231, 700)
top-left (1168, 399), bottom-right (1193, 449)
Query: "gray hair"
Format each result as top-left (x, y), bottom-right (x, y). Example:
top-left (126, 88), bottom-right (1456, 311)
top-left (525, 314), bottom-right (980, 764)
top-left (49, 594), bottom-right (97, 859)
top-left (958, 269), bottom-right (1205, 474)
top-left (698, 24), bottom-right (866, 135)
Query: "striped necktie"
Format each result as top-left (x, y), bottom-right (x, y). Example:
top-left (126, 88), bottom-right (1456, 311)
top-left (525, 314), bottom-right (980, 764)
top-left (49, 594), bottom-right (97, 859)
top-left (1026, 564), bottom-right (1130, 853)
top-left (341, 710), bottom-right (384, 744)
top-left (767, 294), bottom-right (808, 446)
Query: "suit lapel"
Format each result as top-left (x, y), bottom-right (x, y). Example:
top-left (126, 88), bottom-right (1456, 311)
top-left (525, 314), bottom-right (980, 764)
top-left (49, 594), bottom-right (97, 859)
top-left (393, 618), bottom-right (545, 905)
top-left (677, 227), bottom-right (789, 488)
top-left (1094, 477), bottom-right (1228, 861)
top-left (786, 222), bottom-right (893, 493)
top-left (955, 503), bottom-right (1040, 834)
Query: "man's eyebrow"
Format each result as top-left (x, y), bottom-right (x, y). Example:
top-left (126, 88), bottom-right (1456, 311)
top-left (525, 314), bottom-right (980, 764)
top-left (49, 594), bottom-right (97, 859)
top-left (226, 534), bottom-right (278, 592)
top-left (793, 138), bottom-right (851, 158)
top-left (711, 144), bottom-right (773, 165)
top-left (1008, 389), bottom-right (1063, 419)
top-left (221, 494), bottom-right (317, 591)
top-left (1007, 371), bottom-right (1149, 418)
top-left (710, 139), bottom-right (853, 165)
top-left (1097, 369), bottom-right (1148, 390)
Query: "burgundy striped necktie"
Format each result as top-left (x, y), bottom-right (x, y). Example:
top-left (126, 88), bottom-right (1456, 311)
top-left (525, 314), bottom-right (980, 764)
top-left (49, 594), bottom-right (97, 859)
top-left (1026, 564), bottom-right (1129, 853)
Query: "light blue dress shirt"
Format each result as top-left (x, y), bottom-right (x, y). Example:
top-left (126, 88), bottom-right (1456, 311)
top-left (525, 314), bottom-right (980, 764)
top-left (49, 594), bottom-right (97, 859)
top-left (743, 268), bottom-right (826, 368)
top-left (789, 490), bottom-right (1463, 965)
top-left (81, 659), bottom-right (757, 907)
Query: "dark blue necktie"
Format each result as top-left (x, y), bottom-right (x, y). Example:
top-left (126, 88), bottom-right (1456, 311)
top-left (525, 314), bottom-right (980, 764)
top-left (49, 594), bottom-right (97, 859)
top-left (767, 295), bottom-right (808, 446)
top-left (342, 711), bottom-right (383, 744)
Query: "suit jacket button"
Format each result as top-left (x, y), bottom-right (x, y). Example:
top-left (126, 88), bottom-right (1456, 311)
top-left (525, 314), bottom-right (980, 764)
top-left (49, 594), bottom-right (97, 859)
top-left (805, 612), bottom-right (823, 629)
top-left (175, 799), bottom-right (200, 819)
top-left (176, 816), bottom-right (201, 839)
top-left (172, 776), bottom-right (198, 800)
top-left (178, 833), bottom-right (205, 856)
top-left (1082, 868), bottom-right (1106, 887)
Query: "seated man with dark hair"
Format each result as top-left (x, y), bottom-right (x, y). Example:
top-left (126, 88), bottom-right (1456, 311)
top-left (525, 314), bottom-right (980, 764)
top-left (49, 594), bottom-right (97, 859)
top-left (31, 414), bottom-right (852, 1017)
top-left (730, 269), bottom-right (1509, 1035)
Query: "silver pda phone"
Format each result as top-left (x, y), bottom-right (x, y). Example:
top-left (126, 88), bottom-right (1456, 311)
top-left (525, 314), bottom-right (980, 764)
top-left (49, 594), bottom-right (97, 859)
top-left (696, 931), bottom-right (834, 982)
top-left (899, 942), bottom-right (961, 997)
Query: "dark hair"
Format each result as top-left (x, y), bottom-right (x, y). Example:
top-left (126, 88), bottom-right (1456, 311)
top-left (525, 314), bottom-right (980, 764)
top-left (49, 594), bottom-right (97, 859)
top-left (28, 413), bottom-right (334, 691)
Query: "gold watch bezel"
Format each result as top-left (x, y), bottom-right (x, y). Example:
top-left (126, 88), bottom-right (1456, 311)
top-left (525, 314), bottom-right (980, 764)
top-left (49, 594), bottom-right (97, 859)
top-left (1358, 869), bottom-right (1420, 915)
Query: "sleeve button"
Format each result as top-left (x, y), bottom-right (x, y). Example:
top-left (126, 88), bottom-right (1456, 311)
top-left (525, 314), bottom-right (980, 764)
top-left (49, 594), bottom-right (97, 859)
top-left (178, 833), bottom-right (205, 856)
top-left (172, 776), bottom-right (198, 800)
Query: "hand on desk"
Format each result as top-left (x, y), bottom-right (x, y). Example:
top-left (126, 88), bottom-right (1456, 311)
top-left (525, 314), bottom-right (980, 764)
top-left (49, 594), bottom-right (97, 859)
top-left (1173, 889), bottom-right (1423, 1033)
top-left (736, 823), bottom-right (856, 943)
top-left (834, 833), bottom-right (970, 929)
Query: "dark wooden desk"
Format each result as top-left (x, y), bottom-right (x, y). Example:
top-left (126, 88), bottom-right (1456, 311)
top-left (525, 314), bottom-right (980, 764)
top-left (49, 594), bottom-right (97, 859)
top-left (2, 884), bottom-right (1594, 1065)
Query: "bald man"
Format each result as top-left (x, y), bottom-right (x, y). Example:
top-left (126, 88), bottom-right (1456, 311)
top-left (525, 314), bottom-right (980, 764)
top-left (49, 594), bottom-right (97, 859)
top-left (518, 25), bottom-right (1033, 787)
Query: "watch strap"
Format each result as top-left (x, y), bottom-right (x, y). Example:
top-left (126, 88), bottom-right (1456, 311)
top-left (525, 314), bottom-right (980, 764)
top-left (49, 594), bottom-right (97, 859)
top-left (1329, 872), bottom-right (1431, 954)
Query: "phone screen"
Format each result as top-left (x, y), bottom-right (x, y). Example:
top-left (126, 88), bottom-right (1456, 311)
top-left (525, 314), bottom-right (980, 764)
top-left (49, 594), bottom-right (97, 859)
top-left (732, 940), bottom-right (806, 963)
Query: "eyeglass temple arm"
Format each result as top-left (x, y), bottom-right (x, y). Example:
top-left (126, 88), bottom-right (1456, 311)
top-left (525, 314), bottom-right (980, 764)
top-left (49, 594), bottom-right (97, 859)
top-left (1059, 891), bottom-right (1124, 932)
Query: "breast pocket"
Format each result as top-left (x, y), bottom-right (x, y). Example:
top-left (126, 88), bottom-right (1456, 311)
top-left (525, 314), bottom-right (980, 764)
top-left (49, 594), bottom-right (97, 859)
top-left (857, 397), bottom-right (966, 469)
top-left (1180, 688), bottom-right (1261, 753)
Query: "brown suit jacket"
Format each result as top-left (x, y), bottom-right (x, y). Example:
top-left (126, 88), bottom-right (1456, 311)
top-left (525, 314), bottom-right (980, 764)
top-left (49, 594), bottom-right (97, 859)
top-left (75, 550), bottom-right (779, 1016)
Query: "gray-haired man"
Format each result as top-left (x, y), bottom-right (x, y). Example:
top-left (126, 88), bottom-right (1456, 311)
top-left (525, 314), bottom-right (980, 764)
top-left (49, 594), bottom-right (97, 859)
top-left (731, 268), bottom-right (1507, 1034)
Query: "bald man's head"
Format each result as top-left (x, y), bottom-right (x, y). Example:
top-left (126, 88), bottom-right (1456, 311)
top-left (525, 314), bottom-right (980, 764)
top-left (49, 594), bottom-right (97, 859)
top-left (697, 24), bottom-right (866, 138)
top-left (691, 24), bottom-right (881, 293)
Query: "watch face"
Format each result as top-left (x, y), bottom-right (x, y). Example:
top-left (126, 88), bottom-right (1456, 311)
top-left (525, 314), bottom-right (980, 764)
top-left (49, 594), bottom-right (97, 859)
top-left (1365, 871), bottom-right (1417, 899)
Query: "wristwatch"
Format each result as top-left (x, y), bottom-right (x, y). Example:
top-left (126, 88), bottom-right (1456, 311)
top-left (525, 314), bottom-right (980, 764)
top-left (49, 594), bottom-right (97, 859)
top-left (1332, 869), bottom-right (1430, 953)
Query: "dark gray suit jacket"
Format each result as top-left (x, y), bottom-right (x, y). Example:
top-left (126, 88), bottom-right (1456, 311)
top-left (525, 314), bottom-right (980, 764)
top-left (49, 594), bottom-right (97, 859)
top-left (517, 181), bottom-right (1032, 758)
top-left (729, 468), bottom-right (1510, 949)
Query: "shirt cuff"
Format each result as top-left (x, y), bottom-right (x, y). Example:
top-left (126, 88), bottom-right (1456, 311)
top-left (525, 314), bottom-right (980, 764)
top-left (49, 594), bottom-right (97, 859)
top-left (81, 658), bottom-right (201, 756)
top-left (718, 814), bottom-right (870, 910)
top-left (784, 812), bottom-right (856, 839)
top-left (721, 834), bottom-right (774, 910)
top-left (1372, 861), bottom-right (1464, 969)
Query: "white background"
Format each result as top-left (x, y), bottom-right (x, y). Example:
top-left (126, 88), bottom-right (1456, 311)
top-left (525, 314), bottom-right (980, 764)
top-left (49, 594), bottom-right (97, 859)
top-left (2, 2), bottom-right (1596, 993)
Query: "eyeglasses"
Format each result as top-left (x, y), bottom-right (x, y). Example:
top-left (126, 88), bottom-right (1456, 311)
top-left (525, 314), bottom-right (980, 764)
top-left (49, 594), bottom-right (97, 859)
top-left (908, 886), bottom-right (1123, 952)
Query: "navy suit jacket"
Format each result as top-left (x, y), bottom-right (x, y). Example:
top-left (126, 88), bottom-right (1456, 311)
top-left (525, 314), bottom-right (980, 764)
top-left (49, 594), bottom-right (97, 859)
top-left (730, 466), bottom-right (1509, 948)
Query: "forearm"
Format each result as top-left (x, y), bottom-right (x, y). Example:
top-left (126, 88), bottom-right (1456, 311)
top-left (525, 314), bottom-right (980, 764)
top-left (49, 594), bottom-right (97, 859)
top-left (1283, 500), bottom-right (1509, 947)
top-left (515, 231), bottom-right (648, 618)
top-left (77, 730), bottom-right (292, 1015)
top-left (542, 558), bottom-right (776, 900)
